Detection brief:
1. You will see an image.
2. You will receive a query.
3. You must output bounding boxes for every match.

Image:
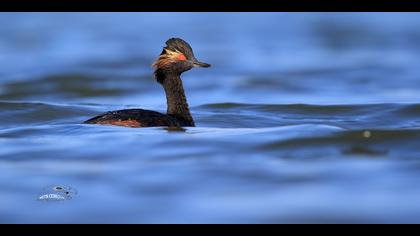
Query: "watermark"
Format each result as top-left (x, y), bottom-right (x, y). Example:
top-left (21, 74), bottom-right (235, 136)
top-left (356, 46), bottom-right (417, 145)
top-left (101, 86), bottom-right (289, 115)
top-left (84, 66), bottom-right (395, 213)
top-left (38, 185), bottom-right (78, 202)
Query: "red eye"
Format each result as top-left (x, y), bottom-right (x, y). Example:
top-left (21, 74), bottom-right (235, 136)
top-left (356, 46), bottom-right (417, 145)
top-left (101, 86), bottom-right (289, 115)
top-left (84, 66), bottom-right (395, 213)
top-left (178, 54), bottom-right (187, 61)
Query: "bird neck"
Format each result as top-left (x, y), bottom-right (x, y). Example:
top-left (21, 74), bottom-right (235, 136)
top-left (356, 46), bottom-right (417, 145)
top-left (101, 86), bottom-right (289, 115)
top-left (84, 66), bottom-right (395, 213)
top-left (156, 71), bottom-right (195, 126)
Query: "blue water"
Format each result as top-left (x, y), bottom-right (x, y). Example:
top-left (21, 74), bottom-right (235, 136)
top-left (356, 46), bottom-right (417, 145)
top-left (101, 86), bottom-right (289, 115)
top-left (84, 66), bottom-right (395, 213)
top-left (1, 13), bottom-right (420, 223)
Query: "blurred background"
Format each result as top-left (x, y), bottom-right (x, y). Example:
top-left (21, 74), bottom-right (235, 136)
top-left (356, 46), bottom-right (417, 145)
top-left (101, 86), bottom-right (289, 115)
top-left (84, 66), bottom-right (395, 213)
top-left (1, 13), bottom-right (420, 223)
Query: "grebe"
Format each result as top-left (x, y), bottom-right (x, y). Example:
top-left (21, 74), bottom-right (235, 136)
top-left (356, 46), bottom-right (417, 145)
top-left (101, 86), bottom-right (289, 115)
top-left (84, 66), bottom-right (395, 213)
top-left (84, 38), bottom-right (210, 128)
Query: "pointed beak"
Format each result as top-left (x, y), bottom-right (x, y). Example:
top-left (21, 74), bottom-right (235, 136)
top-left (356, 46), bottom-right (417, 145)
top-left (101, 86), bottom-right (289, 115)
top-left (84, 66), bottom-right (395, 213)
top-left (193, 60), bottom-right (211, 68)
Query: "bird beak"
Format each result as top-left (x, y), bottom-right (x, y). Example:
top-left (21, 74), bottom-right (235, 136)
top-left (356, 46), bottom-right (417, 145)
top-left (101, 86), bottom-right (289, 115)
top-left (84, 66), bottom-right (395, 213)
top-left (193, 60), bottom-right (211, 68)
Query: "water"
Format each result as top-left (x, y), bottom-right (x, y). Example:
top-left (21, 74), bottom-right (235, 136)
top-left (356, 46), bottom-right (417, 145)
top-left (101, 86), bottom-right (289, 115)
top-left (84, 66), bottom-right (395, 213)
top-left (1, 13), bottom-right (420, 223)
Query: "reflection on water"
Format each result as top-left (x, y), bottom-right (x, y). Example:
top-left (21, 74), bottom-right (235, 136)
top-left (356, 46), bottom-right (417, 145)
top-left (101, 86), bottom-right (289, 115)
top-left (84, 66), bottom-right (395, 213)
top-left (1, 13), bottom-right (420, 223)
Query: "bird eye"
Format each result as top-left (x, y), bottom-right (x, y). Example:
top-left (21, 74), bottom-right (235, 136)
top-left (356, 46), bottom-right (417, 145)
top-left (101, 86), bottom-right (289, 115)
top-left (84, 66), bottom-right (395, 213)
top-left (178, 54), bottom-right (187, 61)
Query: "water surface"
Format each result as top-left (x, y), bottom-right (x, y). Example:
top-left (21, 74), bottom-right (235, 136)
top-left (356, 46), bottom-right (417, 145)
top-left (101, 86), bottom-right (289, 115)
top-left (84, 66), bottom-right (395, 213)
top-left (1, 13), bottom-right (420, 223)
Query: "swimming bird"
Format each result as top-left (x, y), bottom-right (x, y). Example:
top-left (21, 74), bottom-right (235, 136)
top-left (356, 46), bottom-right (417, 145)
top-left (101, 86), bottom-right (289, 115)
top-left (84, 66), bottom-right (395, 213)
top-left (84, 38), bottom-right (210, 128)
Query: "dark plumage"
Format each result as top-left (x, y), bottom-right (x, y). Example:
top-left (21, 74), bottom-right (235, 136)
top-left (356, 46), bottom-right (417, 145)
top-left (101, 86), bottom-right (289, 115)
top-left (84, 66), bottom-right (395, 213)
top-left (84, 109), bottom-right (182, 127)
top-left (84, 38), bottom-right (210, 128)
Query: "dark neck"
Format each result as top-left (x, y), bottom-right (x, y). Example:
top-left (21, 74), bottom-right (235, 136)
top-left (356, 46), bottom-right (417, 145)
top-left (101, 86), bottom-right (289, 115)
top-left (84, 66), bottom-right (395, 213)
top-left (156, 70), bottom-right (195, 126)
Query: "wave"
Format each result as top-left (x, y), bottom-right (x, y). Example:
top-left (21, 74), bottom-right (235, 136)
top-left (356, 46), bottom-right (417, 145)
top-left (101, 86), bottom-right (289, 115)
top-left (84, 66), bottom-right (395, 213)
top-left (1, 101), bottom-right (420, 130)
top-left (195, 102), bottom-right (420, 130)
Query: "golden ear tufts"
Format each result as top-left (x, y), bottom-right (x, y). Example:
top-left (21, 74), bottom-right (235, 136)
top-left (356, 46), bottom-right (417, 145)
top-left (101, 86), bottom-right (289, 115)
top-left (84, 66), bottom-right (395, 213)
top-left (152, 49), bottom-right (185, 69)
